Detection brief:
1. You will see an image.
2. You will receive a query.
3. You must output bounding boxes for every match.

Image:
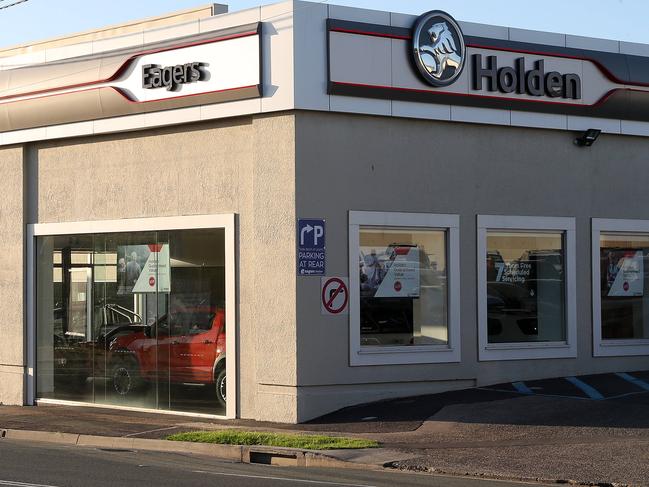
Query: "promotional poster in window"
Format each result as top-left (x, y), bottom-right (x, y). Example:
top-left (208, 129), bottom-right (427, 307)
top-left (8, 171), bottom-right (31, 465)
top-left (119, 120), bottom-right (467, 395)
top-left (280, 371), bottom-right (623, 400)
top-left (486, 247), bottom-right (565, 343)
top-left (603, 249), bottom-right (644, 297)
top-left (359, 245), bottom-right (420, 298)
top-left (487, 251), bottom-right (538, 298)
top-left (117, 244), bottom-right (171, 295)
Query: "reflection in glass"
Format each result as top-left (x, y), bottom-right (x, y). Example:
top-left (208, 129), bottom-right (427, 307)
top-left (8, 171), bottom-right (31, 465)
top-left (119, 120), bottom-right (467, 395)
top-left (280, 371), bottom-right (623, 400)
top-left (359, 227), bottom-right (447, 347)
top-left (486, 231), bottom-right (565, 343)
top-left (36, 229), bottom-right (226, 415)
top-left (600, 234), bottom-right (649, 340)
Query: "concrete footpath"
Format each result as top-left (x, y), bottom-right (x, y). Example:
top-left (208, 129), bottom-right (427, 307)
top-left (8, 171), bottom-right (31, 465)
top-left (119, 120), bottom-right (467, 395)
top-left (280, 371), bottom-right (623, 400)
top-left (2, 371), bottom-right (649, 486)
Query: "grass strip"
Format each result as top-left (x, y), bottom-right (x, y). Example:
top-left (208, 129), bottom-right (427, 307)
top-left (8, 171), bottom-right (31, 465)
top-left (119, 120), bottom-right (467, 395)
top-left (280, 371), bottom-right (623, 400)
top-left (167, 430), bottom-right (379, 450)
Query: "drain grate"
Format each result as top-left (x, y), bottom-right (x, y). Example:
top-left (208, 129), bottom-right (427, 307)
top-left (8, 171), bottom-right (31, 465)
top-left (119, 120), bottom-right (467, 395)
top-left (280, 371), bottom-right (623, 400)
top-left (249, 451), bottom-right (298, 466)
top-left (98, 448), bottom-right (135, 453)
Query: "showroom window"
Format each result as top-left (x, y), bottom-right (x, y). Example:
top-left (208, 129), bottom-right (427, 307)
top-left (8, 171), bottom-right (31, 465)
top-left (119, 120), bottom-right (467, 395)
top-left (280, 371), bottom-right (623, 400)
top-left (348, 211), bottom-right (460, 366)
top-left (477, 215), bottom-right (576, 361)
top-left (28, 215), bottom-right (235, 418)
top-left (592, 219), bottom-right (649, 357)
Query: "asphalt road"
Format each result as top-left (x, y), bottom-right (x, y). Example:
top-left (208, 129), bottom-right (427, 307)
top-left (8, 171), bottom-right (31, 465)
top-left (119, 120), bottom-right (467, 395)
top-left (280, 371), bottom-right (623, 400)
top-left (0, 439), bottom-right (548, 487)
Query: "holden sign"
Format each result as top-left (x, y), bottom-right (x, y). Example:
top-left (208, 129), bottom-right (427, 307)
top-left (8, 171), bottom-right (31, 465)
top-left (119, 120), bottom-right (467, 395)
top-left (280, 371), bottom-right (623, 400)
top-left (411, 10), bottom-right (582, 100)
top-left (412, 10), bottom-right (466, 87)
top-left (473, 55), bottom-right (581, 99)
top-left (328, 11), bottom-right (649, 121)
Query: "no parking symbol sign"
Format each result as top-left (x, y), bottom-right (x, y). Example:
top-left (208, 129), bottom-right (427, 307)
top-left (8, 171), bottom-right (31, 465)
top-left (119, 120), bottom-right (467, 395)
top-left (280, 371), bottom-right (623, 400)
top-left (321, 277), bottom-right (349, 315)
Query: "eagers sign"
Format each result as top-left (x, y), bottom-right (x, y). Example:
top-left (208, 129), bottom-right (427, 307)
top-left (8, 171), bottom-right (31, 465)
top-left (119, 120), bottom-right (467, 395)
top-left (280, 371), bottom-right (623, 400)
top-left (142, 62), bottom-right (207, 91)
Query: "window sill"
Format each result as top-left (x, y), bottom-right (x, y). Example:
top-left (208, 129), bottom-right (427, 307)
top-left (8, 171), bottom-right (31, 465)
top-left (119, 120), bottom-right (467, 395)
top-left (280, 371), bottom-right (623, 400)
top-left (352, 346), bottom-right (460, 366)
top-left (485, 341), bottom-right (570, 350)
top-left (480, 341), bottom-right (576, 361)
top-left (359, 344), bottom-right (451, 354)
top-left (594, 339), bottom-right (649, 357)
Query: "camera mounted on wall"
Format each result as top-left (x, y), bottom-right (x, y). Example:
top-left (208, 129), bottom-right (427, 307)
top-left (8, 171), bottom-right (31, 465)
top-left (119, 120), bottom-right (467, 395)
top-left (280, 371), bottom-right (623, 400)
top-left (574, 128), bottom-right (601, 147)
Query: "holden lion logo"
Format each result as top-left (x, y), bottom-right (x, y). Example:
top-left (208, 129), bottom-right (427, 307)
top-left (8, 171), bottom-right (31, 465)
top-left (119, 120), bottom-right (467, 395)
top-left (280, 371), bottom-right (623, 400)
top-left (412, 10), bottom-right (466, 87)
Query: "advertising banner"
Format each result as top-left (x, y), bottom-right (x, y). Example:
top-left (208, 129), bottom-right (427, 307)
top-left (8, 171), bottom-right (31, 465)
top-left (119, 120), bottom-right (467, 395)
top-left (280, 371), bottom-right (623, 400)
top-left (360, 245), bottom-right (420, 298)
top-left (605, 249), bottom-right (644, 297)
top-left (494, 260), bottom-right (533, 285)
top-left (117, 244), bottom-right (171, 294)
top-left (489, 255), bottom-right (538, 303)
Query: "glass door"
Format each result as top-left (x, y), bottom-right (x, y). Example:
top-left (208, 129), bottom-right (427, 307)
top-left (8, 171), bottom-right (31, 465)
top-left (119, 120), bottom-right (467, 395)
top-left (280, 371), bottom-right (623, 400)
top-left (36, 225), bottom-right (229, 416)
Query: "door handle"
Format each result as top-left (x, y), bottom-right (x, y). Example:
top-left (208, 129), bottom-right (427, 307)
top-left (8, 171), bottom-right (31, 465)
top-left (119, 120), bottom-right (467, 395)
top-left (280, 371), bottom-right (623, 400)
top-left (171, 340), bottom-right (179, 345)
top-left (202, 340), bottom-right (213, 345)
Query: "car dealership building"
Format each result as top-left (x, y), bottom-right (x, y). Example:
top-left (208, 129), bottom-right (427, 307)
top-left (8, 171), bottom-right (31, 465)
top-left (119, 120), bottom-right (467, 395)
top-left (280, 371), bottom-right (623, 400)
top-left (1, 1), bottom-right (649, 423)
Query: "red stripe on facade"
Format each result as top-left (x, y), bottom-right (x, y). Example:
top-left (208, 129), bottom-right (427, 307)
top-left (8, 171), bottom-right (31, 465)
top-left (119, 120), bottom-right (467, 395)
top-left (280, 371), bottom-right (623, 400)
top-left (331, 80), bottom-right (621, 109)
top-left (329, 27), bottom-right (412, 40)
top-left (112, 84), bottom-right (259, 104)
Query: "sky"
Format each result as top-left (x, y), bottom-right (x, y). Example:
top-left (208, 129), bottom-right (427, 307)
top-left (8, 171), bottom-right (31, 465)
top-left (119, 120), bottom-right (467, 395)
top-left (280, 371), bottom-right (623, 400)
top-left (0, 0), bottom-right (646, 49)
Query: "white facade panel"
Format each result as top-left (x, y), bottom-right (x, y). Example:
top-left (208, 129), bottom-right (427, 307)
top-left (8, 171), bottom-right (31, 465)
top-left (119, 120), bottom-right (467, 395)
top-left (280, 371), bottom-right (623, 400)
top-left (327, 4), bottom-right (390, 24)
top-left (458, 20), bottom-right (508, 40)
top-left (293, 0), bottom-right (329, 111)
top-left (260, 2), bottom-right (295, 113)
top-left (509, 28), bottom-right (566, 47)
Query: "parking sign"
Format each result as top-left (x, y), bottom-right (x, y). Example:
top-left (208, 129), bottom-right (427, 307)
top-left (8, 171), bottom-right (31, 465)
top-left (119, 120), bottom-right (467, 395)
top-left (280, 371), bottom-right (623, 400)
top-left (297, 218), bottom-right (325, 276)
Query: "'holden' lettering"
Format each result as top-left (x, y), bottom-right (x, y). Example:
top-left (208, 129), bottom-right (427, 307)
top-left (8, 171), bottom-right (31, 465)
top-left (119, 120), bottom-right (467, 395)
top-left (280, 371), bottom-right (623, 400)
top-left (472, 54), bottom-right (581, 100)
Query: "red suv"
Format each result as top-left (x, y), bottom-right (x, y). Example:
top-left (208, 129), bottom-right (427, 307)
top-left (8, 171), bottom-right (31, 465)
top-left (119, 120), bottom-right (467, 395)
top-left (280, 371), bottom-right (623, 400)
top-left (97, 306), bottom-right (227, 407)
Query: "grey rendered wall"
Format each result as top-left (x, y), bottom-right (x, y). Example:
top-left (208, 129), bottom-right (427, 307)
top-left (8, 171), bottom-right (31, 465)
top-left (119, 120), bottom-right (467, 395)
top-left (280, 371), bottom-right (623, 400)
top-left (0, 147), bottom-right (25, 405)
top-left (294, 110), bottom-right (649, 421)
top-left (32, 113), bottom-right (297, 422)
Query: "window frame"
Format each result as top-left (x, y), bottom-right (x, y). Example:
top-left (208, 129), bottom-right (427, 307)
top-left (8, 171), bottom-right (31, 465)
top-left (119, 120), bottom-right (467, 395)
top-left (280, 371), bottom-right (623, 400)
top-left (26, 214), bottom-right (237, 419)
top-left (348, 211), bottom-right (461, 366)
top-left (592, 218), bottom-right (649, 357)
top-left (477, 215), bottom-right (577, 361)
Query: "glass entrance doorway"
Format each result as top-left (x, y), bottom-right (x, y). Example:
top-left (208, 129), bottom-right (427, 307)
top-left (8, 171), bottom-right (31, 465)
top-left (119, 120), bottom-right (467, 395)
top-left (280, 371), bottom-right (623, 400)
top-left (35, 227), bottom-right (228, 416)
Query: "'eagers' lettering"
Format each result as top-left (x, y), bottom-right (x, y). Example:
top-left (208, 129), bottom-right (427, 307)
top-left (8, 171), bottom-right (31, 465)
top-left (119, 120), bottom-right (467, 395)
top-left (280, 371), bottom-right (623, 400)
top-left (472, 54), bottom-right (581, 99)
top-left (142, 62), bottom-right (207, 91)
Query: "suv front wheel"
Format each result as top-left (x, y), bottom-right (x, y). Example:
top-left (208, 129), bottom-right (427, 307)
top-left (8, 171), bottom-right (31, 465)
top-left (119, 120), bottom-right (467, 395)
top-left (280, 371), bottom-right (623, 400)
top-left (215, 368), bottom-right (226, 408)
top-left (111, 356), bottom-right (142, 396)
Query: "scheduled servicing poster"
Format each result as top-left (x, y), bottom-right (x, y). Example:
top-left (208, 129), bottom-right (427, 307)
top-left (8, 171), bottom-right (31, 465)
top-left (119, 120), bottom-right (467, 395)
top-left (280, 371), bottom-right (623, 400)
top-left (359, 244), bottom-right (420, 298)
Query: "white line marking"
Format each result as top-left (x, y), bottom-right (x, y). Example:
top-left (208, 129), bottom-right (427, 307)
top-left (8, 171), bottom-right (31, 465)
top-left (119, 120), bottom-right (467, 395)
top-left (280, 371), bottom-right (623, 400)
top-left (480, 386), bottom-right (648, 402)
top-left (565, 376), bottom-right (604, 400)
top-left (616, 372), bottom-right (649, 392)
top-left (477, 387), bottom-right (590, 401)
top-left (0, 480), bottom-right (60, 487)
top-left (605, 390), bottom-right (649, 400)
top-left (191, 469), bottom-right (377, 487)
top-left (512, 382), bottom-right (533, 394)
top-left (123, 426), bottom-right (179, 437)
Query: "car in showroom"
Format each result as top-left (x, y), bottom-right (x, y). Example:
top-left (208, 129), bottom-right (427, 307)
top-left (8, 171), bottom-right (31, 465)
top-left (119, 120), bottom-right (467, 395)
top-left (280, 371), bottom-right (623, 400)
top-left (92, 304), bottom-right (227, 407)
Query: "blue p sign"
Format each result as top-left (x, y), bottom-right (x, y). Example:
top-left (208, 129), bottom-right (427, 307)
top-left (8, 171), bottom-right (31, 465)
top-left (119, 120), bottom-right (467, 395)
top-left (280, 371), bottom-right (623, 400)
top-left (297, 219), bottom-right (326, 276)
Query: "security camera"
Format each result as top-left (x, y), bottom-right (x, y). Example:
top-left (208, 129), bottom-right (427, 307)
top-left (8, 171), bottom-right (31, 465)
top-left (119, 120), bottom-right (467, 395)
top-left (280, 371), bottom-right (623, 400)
top-left (574, 128), bottom-right (601, 147)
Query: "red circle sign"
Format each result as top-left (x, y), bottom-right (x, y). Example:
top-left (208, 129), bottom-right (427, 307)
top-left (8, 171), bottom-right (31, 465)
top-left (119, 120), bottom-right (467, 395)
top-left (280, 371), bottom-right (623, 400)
top-left (623, 281), bottom-right (629, 292)
top-left (149, 276), bottom-right (156, 287)
top-left (394, 281), bottom-right (402, 292)
top-left (321, 278), bottom-right (349, 314)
